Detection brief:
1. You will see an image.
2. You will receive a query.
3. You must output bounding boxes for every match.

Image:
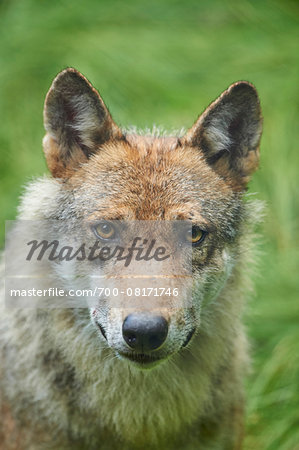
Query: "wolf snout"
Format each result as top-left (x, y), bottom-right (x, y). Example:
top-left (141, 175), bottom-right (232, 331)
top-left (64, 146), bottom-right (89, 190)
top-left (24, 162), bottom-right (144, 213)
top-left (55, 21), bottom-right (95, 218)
top-left (122, 314), bottom-right (168, 352)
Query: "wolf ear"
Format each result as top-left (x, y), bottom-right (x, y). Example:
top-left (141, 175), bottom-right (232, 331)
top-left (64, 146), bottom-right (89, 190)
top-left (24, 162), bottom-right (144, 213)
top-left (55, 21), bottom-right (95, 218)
top-left (43, 68), bottom-right (123, 177)
top-left (182, 82), bottom-right (262, 189)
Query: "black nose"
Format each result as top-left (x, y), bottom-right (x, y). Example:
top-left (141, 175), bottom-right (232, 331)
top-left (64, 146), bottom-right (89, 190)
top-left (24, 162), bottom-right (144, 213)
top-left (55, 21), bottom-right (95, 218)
top-left (122, 314), bottom-right (168, 352)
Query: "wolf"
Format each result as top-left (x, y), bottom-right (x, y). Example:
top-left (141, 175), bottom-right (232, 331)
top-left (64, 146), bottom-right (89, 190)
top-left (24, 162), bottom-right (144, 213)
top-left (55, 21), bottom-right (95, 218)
top-left (0, 68), bottom-right (263, 450)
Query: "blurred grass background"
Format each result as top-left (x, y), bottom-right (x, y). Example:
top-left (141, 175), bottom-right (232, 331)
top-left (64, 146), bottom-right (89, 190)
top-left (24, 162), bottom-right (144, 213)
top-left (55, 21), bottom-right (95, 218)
top-left (0, 0), bottom-right (298, 448)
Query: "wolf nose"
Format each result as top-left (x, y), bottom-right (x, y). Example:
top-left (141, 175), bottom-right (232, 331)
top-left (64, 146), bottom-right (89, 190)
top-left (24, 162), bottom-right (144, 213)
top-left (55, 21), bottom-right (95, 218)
top-left (122, 314), bottom-right (168, 352)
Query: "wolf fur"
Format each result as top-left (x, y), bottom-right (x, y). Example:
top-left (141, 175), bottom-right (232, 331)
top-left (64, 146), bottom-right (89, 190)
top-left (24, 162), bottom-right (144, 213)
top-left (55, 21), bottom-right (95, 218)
top-left (0, 68), bottom-right (263, 450)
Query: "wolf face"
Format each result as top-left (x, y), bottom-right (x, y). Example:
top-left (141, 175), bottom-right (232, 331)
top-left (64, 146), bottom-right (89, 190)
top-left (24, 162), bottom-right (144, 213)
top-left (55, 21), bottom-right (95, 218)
top-left (40, 68), bottom-right (262, 369)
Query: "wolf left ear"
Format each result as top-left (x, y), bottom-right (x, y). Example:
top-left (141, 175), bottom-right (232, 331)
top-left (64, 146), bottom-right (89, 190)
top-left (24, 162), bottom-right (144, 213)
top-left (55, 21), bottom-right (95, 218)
top-left (43, 68), bottom-right (123, 177)
top-left (182, 82), bottom-right (263, 189)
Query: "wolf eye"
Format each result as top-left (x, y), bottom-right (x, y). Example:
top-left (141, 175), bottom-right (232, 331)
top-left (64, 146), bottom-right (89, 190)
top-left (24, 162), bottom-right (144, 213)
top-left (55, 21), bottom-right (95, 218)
top-left (93, 222), bottom-right (116, 240)
top-left (186, 226), bottom-right (206, 246)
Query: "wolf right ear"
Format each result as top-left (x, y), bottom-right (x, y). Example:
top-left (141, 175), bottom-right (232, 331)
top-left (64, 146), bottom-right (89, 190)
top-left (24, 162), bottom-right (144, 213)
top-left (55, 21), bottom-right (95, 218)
top-left (43, 68), bottom-right (123, 177)
top-left (182, 82), bottom-right (263, 189)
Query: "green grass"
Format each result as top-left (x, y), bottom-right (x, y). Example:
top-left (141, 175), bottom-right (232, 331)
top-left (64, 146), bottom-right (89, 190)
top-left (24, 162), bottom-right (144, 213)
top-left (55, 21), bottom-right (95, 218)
top-left (0, 0), bottom-right (298, 448)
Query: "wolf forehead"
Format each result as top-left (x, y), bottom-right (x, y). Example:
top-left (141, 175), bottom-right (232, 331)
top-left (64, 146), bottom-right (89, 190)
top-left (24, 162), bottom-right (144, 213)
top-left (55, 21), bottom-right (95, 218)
top-left (68, 134), bottom-right (238, 220)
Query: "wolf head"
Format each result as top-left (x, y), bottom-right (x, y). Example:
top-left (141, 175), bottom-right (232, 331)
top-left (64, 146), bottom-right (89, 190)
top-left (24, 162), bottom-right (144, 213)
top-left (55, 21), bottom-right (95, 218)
top-left (40, 68), bottom-right (262, 369)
